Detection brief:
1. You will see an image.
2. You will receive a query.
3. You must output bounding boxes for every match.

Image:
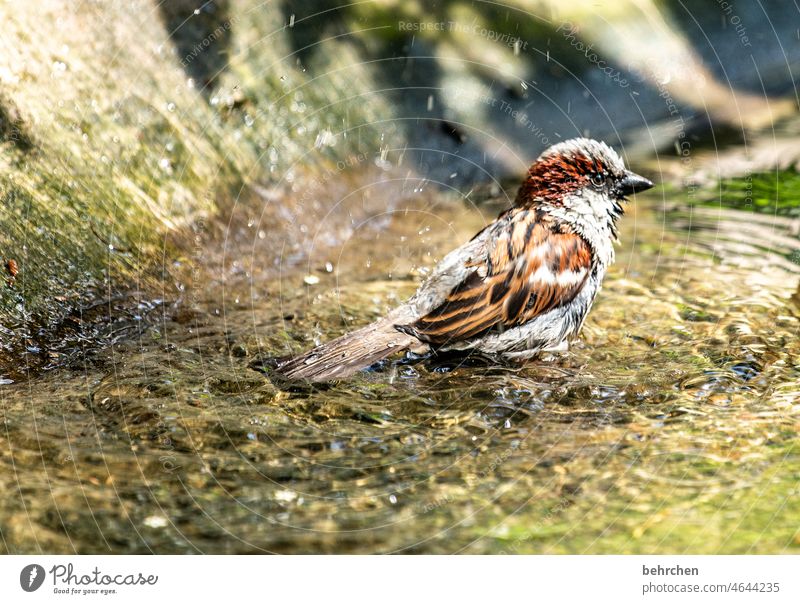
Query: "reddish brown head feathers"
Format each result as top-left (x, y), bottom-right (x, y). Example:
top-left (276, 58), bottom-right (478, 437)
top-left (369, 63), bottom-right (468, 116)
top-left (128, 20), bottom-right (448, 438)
top-left (514, 138), bottom-right (626, 206)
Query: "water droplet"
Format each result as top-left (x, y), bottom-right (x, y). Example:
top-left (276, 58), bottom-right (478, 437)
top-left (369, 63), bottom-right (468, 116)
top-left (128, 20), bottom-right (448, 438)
top-left (144, 515), bottom-right (168, 529)
top-left (314, 129), bottom-right (335, 148)
top-left (275, 489), bottom-right (297, 502)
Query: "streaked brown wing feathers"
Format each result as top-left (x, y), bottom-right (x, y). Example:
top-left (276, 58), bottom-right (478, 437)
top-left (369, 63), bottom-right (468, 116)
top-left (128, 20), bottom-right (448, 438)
top-left (398, 209), bottom-right (592, 346)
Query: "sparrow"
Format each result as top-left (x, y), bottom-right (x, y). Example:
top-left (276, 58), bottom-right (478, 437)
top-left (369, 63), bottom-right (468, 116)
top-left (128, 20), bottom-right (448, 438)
top-left (276, 138), bottom-right (653, 381)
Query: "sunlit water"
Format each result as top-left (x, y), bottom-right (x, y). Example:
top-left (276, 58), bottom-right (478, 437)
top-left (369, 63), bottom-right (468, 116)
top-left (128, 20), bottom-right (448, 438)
top-left (1, 174), bottom-right (798, 553)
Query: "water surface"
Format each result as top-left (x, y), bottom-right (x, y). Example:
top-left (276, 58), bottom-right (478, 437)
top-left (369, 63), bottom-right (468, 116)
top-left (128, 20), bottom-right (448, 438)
top-left (1, 175), bottom-right (798, 553)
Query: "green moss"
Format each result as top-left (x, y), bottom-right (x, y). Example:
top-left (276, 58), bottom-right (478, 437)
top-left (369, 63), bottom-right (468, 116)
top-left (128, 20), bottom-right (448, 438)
top-left (482, 442), bottom-right (800, 554)
top-left (0, 0), bottom-right (387, 373)
top-left (701, 170), bottom-right (800, 216)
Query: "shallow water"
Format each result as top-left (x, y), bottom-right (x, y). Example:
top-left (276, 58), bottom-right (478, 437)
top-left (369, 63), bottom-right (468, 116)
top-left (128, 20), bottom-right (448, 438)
top-left (1, 176), bottom-right (798, 553)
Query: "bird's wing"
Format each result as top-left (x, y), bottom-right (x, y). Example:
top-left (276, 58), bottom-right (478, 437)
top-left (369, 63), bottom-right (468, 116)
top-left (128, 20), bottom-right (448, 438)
top-left (397, 209), bottom-right (592, 346)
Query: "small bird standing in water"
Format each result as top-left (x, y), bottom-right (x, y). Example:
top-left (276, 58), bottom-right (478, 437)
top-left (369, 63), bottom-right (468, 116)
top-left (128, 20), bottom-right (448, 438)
top-left (277, 138), bottom-right (653, 381)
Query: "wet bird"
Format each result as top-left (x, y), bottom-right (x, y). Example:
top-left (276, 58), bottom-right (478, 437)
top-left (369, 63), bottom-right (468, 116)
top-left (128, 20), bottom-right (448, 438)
top-left (277, 138), bottom-right (653, 381)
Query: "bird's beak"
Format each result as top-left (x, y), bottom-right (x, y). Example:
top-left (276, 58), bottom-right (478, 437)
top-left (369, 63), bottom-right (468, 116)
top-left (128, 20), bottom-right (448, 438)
top-left (616, 170), bottom-right (654, 198)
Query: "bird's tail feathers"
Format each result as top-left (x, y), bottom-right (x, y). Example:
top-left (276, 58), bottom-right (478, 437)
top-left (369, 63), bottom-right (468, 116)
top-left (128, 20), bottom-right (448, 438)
top-left (276, 307), bottom-right (417, 381)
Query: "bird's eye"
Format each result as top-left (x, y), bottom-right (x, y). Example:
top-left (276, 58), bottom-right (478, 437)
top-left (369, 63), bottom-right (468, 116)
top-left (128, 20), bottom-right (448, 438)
top-left (591, 172), bottom-right (606, 188)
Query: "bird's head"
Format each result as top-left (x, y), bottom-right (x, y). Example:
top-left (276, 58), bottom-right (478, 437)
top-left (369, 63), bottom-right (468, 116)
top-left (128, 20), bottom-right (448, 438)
top-left (515, 138), bottom-right (653, 232)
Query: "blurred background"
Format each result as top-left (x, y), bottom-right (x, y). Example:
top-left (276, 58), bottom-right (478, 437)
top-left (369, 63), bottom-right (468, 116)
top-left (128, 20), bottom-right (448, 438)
top-left (1, 0), bottom-right (798, 354)
top-left (0, 1), bottom-right (798, 554)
